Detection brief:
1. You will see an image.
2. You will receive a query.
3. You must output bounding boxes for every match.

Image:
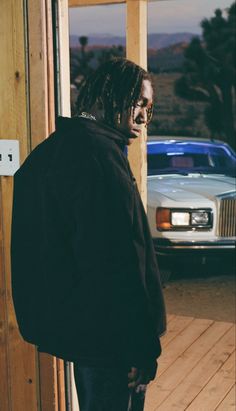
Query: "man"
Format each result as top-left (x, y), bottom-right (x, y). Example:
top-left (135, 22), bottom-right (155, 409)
top-left (11, 58), bottom-right (166, 411)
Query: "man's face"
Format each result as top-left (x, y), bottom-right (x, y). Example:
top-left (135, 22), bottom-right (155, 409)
top-left (115, 79), bottom-right (153, 145)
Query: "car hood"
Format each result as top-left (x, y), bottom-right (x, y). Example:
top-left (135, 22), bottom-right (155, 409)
top-left (148, 173), bottom-right (236, 202)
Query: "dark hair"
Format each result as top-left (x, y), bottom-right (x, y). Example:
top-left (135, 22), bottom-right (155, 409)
top-left (76, 58), bottom-right (153, 125)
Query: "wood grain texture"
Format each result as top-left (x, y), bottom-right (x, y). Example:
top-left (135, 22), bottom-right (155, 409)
top-left (216, 384), bottom-right (236, 411)
top-left (148, 322), bottom-right (233, 410)
top-left (57, 0), bottom-right (71, 117)
top-left (45, 0), bottom-right (56, 134)
top-left (69, 0), bottom-right (125, 7)
top-left (28, 0), bottom-right (49, 149)
top-left (0, 178), bottom-right (10, 411)
top-left (28, 1), bottom-right (66, 410)
top-left (126, 0), bottom-right (148, 206)
top-left (158, 318), bottom-right (214, 376)
top-left (38, 354), bottom-right (59, 411)
top-left (186, 351), bottom-right (235, 411)
top-left (1, 0), bottom-right (66, 410)
top-left (161, 315), bottom-right (194, 348)
top-left (144, 320), bottom-right (235, 411)
top-left (160, 326), bottom-right (235, 410)
top-left (57, 358), bottom-right (66, 411)
top-left (0, 1), bottom-right (39, 410)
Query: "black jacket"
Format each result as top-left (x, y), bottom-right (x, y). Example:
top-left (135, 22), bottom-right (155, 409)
top-left (11, 117), bottom-right (166, 368)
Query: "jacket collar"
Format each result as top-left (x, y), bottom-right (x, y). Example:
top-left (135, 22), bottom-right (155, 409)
top-left (56, 115), bottom-right (129, 149)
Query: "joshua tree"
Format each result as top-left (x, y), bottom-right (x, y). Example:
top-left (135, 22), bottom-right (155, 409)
top-left (175, 3), bottom-right (236, 149)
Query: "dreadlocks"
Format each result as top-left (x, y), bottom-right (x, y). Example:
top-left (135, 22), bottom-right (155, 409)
top-left (76, 58), bottom-right (153, 126)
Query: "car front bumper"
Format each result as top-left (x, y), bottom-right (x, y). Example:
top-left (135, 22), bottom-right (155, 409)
top-left (153, 238), bottom-right (236, 254)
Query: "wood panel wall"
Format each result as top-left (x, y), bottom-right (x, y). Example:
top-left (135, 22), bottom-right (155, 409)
top-left (69, 0), bottom-right (124, 6)
top-left (126, 0), bottom-right (148, 206)
top-left (0, 1), bottom-right (39, 410)
top-left (0, 1), bottom-right (66, 410)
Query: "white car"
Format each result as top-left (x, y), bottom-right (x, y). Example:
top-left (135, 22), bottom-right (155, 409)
top-left (147, 137), bottom-right (236, 277)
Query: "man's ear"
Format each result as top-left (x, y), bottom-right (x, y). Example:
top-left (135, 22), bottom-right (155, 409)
top-left (116, 112), bottom-right (121, 125)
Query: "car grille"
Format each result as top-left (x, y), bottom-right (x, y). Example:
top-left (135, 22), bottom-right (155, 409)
top-left (218, 197), bottom-right (236, 237)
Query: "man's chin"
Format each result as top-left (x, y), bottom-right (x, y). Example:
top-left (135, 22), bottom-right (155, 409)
top-left (128, 131), bottom-right (141, 144)
top-left (127, 138), bottom-right (135, 145)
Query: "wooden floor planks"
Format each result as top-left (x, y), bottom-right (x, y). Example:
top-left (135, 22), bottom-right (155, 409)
top-left (145, 316), bottom-right (236, 411)
top-left (161, 316), bottom-right (194, 348)
top-left (215, 384), bottom-right (236, 410)
top-left (186, 352), bottom-right (235, 411)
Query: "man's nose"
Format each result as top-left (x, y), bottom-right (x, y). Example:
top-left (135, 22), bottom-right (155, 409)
top-left (137, 108), bottom-right (148, 124)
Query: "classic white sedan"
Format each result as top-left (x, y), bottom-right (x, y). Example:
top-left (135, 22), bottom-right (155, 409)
top-left (147, 137), bottom-right (236, 276)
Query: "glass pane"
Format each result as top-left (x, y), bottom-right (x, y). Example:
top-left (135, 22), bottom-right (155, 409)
top-left (69, 4), bottom-right (126, 115)
top-left (147, 0), bottom-right (235, 145)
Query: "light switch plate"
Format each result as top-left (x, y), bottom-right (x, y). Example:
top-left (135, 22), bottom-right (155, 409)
top-left (0, 140), bottom-right (20, 176)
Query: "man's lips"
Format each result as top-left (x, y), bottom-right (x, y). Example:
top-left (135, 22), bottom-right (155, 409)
top-left (131, 128), bottom-right (142, 137)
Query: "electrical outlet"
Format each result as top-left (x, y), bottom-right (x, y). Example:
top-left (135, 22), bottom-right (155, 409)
top-left (0, 140), bottom-right (20, 176)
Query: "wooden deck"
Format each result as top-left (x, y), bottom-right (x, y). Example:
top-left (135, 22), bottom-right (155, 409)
top-left (145, 315), bottom-right (235, 411)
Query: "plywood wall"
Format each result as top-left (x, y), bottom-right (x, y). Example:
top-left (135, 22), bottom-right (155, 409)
top-left (0, 1), bottom-right (65, 410)
top-left (0, 1), bottom-right (39, 410)
top-left (126, 0), bottom-right (148, 206)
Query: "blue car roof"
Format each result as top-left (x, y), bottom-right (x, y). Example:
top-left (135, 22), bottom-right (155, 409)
top-left (147, 140), bottom-right (236, 158)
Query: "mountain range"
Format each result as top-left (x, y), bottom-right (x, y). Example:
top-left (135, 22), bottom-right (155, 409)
top-left (70, 32), bottom-right (199, 49)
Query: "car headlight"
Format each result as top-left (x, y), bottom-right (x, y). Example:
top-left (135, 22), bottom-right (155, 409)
top-left (171, 212), bottom-right (190, 226)
top-left (191, 211), bottom-right (210, 225)
top-left (156, 208), bottom-right (212, 231)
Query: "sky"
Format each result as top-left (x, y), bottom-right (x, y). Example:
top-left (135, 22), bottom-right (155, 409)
top-left (69, 0), bottom-right (233, 36)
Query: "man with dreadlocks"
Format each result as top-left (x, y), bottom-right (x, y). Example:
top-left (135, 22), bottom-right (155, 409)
top-left (11, 58), bottom-right (166, 411)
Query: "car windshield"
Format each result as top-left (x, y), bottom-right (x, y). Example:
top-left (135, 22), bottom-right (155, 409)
top-left (147, 141), bottom-right (236, 177)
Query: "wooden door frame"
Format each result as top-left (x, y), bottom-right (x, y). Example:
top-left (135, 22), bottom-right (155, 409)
top-left (1, 0), bottom-right (150, 409)
top-left (0, 0), bottom-right (68, 409)
top-left (67, 0), bottom-right (149, 203)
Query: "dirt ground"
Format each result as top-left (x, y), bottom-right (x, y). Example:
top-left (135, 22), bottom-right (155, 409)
top-left (163, 275), bottom-right (236, 323)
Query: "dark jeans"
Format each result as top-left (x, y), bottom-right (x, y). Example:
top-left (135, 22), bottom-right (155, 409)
top-left (73, 364), bottom-right (146, 411)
